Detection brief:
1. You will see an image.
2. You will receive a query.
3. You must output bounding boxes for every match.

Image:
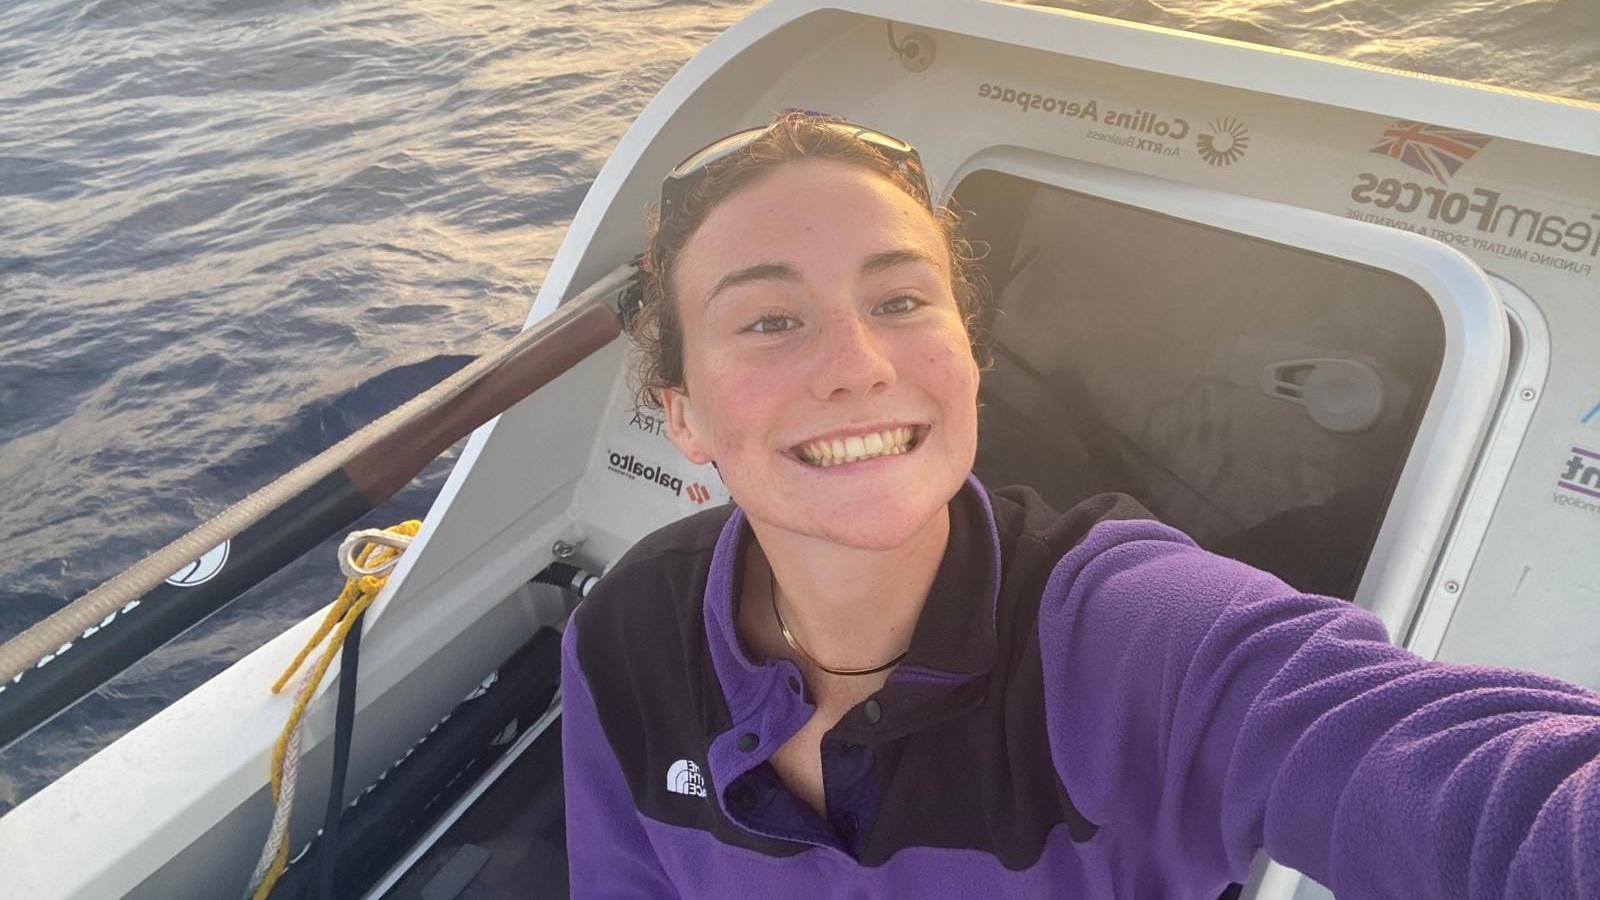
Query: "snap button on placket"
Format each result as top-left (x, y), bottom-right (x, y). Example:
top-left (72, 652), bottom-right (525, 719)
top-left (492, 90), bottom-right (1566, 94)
top-left (838, 812), bottom-right (860, 839)
top-left (862, 699), bottom-right (882, 725)
top-left (737, 732), bottom-right (759, 752)
top-left (727, 781), bottom-right (757, 813)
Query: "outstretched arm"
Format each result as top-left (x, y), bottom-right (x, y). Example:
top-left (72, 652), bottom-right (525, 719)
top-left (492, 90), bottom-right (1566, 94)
top-left (1041, 520), bottom-right (1600, 899)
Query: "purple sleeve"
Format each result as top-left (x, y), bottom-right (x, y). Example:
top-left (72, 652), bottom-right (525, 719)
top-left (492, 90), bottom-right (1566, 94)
top-left (561, 616), bottom-right (679, 898)
top-left (1040, 520), bottom-right (1600, 898)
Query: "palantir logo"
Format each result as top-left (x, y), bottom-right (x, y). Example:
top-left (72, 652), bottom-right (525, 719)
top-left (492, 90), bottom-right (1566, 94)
top-left (1196, 118), bottom-right (1249, 166)
top-left (1370, 120), bottom-right (1490, 184)
top-left (667, 759), bottom-right (707, 798)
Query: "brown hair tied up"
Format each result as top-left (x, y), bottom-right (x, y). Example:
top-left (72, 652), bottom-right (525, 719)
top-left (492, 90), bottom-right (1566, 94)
top-left (627, 111), bottom-right (987, 410)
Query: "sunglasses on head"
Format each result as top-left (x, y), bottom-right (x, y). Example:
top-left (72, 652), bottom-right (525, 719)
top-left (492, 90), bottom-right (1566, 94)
top-left (658, 119), bottom-right (930, 220)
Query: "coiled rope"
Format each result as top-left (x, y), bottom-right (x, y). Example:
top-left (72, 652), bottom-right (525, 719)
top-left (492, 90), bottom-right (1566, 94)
top-left (245, 520), bottom-right (421, 900)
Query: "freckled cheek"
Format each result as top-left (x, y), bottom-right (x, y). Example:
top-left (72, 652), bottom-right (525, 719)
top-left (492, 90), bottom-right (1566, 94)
top-left (698, 366), bottom-right (783, 460)
top-left (915, 340), bottom-right (982, 397)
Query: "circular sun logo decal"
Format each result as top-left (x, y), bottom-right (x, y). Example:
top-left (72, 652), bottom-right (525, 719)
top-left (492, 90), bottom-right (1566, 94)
top-left (1197, 118), bottom-right (1250, 166)
top-left (165, 540), bottom-right (231, 587)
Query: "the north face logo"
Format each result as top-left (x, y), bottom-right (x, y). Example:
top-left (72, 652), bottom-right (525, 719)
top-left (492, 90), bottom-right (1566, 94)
top-left (666, 759), bottom-right (707, 798)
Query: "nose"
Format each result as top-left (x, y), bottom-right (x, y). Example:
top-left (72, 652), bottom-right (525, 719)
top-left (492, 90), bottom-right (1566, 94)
top-left (810, 309), bottom-right (896, 400)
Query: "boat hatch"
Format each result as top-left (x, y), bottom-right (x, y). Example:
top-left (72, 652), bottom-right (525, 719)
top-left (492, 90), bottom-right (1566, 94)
top-left (953, 149), bottom-right (1514, 642)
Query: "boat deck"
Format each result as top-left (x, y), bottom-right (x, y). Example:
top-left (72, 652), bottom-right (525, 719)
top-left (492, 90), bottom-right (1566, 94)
top-left (383, 720), bottom-right (569, 900)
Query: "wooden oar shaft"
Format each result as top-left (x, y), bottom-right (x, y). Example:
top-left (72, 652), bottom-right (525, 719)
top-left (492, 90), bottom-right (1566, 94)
top-left (344, 296), bottom-right (623, 503)
top-left (0, 262), bottom-right (631, 742)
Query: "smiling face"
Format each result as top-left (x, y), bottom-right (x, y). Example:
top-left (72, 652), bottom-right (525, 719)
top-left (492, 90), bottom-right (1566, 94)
top-left (659, 159), bottom-right (980, 551)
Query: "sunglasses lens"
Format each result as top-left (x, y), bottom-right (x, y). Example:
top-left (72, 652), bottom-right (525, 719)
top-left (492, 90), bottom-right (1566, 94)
top-left (668, 127), bottom-right (769, 178)
top-left (856, 131), bottom-right (914, 156)
top-left (661, 121), bottom-right (927, 216)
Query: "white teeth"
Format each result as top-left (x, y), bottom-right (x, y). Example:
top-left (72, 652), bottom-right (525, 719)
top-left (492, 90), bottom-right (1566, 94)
top-left (796, 427), bottom-right (917, 466)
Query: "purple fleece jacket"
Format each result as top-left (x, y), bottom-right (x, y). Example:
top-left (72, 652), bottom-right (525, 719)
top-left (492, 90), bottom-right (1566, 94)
top-left (562, 493), bottom-right (1600, 898)
top-left (1039, 523), bottom-right (1600, 898)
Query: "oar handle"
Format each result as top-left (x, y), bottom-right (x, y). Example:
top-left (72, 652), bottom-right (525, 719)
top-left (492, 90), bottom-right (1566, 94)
top-left (0, 262), bottom-right (634, 749)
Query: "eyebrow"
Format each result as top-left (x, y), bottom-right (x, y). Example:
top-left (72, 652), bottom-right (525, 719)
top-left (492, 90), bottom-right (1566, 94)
top-left (702, 248), bottom-right (943, 307)
top-left (860, 248), bottom-right (943, 276)
top-left (704, 263), bottom-right (799, 307)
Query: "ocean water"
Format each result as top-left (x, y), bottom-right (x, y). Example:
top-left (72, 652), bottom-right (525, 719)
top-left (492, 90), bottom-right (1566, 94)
top-left (1, 0), bottom-right (1596, 814)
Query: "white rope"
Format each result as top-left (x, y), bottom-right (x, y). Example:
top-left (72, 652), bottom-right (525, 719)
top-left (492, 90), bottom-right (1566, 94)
top-left (242, 522), bottom-right (420, 899)
top-left (245, 720), bottom-right (303, 897)
top-left (337, 529), bottom-right (414, 579)
top-left (242, 651), bottom-right (490, 898)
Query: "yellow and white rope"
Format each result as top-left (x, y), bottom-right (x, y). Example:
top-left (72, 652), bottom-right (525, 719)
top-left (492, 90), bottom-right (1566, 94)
top-left (245, 520), bottom-right (421, 900)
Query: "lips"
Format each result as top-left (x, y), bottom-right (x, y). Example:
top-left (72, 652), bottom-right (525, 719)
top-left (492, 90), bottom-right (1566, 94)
top-left (794, 426), bottom-right (919, 467)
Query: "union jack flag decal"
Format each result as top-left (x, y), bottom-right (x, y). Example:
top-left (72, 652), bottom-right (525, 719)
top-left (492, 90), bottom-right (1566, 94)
top-left (1371, 120), bottom-right (1491, 184)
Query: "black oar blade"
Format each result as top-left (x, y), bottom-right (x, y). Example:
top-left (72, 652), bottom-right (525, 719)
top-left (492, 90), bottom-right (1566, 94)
top-left (0, 471), bottom-right (370, 752)
top-left (0, 266), bottom-right (628, 756)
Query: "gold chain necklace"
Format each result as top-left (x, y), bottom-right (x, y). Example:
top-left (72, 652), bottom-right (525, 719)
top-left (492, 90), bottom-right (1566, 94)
top-left (768, 568), bottom-right (908, 677)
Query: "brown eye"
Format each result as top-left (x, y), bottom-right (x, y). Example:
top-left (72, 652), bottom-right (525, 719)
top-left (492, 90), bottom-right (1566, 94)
top-left (874, 295), bottom-right (923, 315)
top-left (749, 314), bottom-right (799, 334)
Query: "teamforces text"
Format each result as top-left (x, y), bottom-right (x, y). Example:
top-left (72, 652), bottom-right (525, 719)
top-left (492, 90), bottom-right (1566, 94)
top-left (1351, 174), bottom-right (1600, 258)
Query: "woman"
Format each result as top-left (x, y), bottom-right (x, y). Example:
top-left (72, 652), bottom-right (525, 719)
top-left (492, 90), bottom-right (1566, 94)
top-left (560, 113), bottom-right (1600, 898)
